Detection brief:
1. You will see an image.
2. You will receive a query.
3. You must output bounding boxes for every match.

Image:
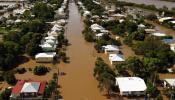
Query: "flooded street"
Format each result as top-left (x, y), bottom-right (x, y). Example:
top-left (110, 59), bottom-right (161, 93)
top-left (118, 0), bottom-right (175, 9)
top-left (58, 1), bottom-right (106, 100)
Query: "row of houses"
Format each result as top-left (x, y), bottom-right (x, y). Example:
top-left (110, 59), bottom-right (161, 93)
top-left (35, 0), bottom-right (68, 63)
top-left (90, 23), bottom-right (125, 65)
top-left (78, 0), bottom-right (175, 98)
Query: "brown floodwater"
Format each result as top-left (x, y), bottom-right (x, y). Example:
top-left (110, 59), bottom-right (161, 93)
top-left (58, 1), bottom-right (107, 100)
top-left (118, 0), bottom-right (175, 9)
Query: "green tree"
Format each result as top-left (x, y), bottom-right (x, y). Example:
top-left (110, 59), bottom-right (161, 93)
top-left (0, 88), bottom-right (12, 100)
top-left (4, 71), bottom-right (17, 85)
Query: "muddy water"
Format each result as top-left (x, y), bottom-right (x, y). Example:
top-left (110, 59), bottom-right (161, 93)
top-left (118, 0), bottom-right (175, 9)
top-left (58, 1), bottom-right (106, 100)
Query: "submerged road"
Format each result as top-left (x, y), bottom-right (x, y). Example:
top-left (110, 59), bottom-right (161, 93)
top-left (59, 1), bottom-right (106, 100)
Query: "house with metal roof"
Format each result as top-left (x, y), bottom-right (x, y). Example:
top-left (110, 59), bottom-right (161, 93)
top-left (164, 78), bottom-right (175, 88)
top-left (109, 54), bottom-right (125, 65)
top-left (10, 80), bottom-right (46, 100)
top-left (35, 52), bottom-right (57, 63)
top-left (102, 45), bottom-right (120, 54)
top-left (116, 77), bottom-right (147, 96)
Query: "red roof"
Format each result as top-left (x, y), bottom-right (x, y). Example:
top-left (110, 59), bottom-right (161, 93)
top-left (12, 80), bottom-right (46, 94)
top-left (38, 81), bottom-right (46, 94)
top-left (12, 80), bottom-right (25, 94)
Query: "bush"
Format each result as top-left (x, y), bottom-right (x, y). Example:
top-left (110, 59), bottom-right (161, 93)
top-left (33, 65), bottom-right (49, 75)
top-left (15, 68), bottom-right (26, 74)
top-left (4, 71), bottom-right (17, 85)
top-left (84, 32), bottom-right (94, 42)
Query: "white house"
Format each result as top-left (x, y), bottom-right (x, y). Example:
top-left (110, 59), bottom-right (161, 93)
top-left (44, 36), bottom-right (56, 41)
top-left (45, 39), bottom-right (56, 46)
top-left (109, 54), bottom-right (125, 65)
top-left (95, 33), bottom-right (105, 39)
top-left (164, 78), bottom-right (175, 88)
top-left (152, 32), bottom-right (166, 37)
top-left (159, 17), bottom-right (174, 23)
top-left (116, 77), bottom-right (147, 96)
top-left (35, 52), bottom-right (56, 63)
top-left (138, 24), bottom-right (146, 30)
top-left (145, 29), bottom-right (156, 34)
top-left (47, 31), bottom-right (59, 37)
top-left (40, 43), bottom-right (56, 52)
top-left (102, 45), bottom-right (120, 54)
top-left (111, 13), bottom-right (126, 18)
top-left (90, 24), bottom-right (104, 32)
top-left (83, 11), bottom-right (91, 17)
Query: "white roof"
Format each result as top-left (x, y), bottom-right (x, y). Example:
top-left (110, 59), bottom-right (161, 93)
top-left (170, 20), bottom-right (175, 24)
top-left (138, 24), bottom-right (146, 28)
top-left (100, 30), bottom-right (109, 33)
top-left (96, 33), bottom-right (105, 37)
top-left (109, 54), bottom-right (125, 62)
top-left (15, 19), bottom-right (22, 23)
top-left (21, 82), bottom-right (40, 93)
top-left (91, 24), bottom-right (104, 31)
top-left (145, 29), bottom-right (156, 33)
top-left (116, 77), bottom-right (147, 92)
top-left (164, 78), bottom-right (175, 87)
top-left (35, 52), bottom-right (56, 58)
top-left (46, 39), bottom-right (55, 44)
top-left (51, 26), bottom-right (62, 32)
top-left (159, 17), bottom-right (173, 22)
top-left (152, 32), bottom-right (166, 37)
top-left (45, 36), bottom-right (56, 40)
top-left (40, 43), bottom-right (53, 48)
top-left (102, 45), bottom-right (119, 51)
top-left (111, 13), bottom-right (125, 17)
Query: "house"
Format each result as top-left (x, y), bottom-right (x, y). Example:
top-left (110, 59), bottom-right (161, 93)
top-left (45, 39), bottom-right (56, 46)
top-left (159, 17), bottom-right (174, 23)
top-left (44, 36), bottom-right (56, 41)
top-left (111, 13), bottom-right (126, 18)
top-left (116, 77), bottom-right (147, 96)
top-left (102, 45), bottom-right (120, 54)
top-left (138, 24), bottom-right (146, 30)
top-left (10, 80), bottom-right (46, 100)
top-left (163, 78), bottom-right (175, 88)
top-left (40, 43), bottom-right (56, 52)
top-left (152, 32), bottom-right (166, 37)
top-left (35, 52), bottom-right (56, 63)
top-left (83, 11), bottom-right (91, 17)
top-left (109, 54), bottom-right (125, 65)
top-left (90, 24), bottom-right (104, 32)
top-left (95, 33), bottom-right (105, 39)
top-left (145, 29), bottom-right (156, 34)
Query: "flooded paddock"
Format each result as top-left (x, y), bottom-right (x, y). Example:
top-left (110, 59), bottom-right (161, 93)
top-left (58, 1), bottom-right (107, 100)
